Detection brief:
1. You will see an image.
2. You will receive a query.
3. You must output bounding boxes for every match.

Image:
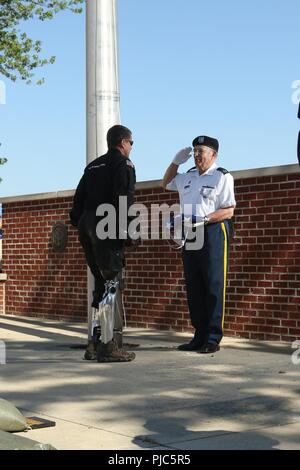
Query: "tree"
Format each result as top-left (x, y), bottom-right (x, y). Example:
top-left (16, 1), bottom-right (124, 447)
top-left (0, 1), bottom-right (84, 183)
top-left (0, 0), bottom-right (84, 85)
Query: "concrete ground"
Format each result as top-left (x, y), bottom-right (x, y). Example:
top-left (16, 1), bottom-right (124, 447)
top-left (0, 314), bottom-right (300, 450)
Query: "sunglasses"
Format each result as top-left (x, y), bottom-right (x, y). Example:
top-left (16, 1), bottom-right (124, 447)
top-left (121, 138), bottom-right (134, 146)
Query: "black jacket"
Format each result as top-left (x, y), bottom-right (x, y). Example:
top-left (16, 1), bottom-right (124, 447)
top-left (70, 149), bottom-right (136, 230)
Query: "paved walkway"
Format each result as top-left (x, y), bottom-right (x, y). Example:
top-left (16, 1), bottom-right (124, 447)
top-left (0, 315), bottom-right (299, 450)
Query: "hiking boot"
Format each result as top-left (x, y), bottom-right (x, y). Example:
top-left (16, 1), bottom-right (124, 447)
top-left (96, 339), bottom-right (136, 363)
top-left (83, 340), bottom-right (96, 360)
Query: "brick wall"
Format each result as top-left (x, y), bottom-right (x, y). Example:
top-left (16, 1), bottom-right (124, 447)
top-left (226, 172), bottom-right (300, 341)
top-left (2, 198), bottom-right (87, 321)
top-left (0, 275), bottom-right (6, 315)
top-left (1, 164), bottom-right (300, 341)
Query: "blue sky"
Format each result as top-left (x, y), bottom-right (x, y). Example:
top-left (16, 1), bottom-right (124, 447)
top-left (0, 0), bottom-right (299, 197)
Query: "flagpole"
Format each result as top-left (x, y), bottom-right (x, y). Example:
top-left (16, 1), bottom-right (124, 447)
top-left (86, 0), bottom-right (121, 338)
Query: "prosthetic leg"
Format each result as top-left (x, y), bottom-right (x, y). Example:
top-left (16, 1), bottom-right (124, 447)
top-left (85, 269), bottom-right (135, 362)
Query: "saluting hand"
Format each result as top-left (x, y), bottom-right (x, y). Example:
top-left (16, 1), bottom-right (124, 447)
top-left (172, 147), bottom-right (193, 166)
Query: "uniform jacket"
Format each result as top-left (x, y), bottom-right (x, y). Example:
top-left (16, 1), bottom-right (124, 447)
top-left (70, 149), bottom-right (136, 230)
top-left (166, 162), bottom-right (236, 217)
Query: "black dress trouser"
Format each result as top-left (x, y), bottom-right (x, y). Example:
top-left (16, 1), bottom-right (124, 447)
top-left (182, 221), bottom-right (230, 346)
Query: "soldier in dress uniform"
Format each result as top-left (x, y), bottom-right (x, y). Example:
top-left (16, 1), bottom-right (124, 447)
top-left (162, 135), bottom-right (236, 353)
top-left (70, 125), bottom-right (136, 362)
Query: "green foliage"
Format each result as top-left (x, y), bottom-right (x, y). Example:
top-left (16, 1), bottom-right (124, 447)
top-left (0, 0), bottom-right (84, 84)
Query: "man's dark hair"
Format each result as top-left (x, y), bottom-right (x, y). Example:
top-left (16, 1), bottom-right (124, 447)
top-left (107, 125), bottom-right (132, 150)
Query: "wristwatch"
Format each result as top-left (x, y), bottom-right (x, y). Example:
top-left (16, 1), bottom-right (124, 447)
top-left (203, 215), bottom-right (210, 225)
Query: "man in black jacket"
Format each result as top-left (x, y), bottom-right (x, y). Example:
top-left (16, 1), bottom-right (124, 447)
top-left (70, 125), bottom-right (136, 362)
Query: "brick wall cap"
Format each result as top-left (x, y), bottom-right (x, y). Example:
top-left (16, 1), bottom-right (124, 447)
top-left (0, 163), bottom-right (299, 204)
top-left (0, 189), bottom-right (75, 204)
top-left (231, 163), bottom-right (299, 180)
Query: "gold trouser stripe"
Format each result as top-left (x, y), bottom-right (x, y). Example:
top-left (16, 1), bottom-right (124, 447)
top-left (221, 223), bottom-right (228, 331)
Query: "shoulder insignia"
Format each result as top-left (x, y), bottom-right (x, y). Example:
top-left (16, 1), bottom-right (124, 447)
top-left (126, 159), bottom-right (135, 169)
top-left (187, 166), bottom-right (197, 173)
top-left (217, 167), bottom-right (229, 175)
top-left (87, 163), bottom-right (106, 170)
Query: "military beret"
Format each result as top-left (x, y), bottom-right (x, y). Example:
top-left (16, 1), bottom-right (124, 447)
top-left (192, 135), bottom-right (219, 152)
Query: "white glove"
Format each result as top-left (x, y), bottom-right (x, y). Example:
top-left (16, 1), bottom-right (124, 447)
top-left (172, 147), bottom-right (192, 166)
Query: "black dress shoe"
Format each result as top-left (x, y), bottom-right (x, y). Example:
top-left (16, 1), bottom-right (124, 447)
top-left (198, 343), bottom-right (220, 354)
top-left (177, 340), bottom-right (204, 351)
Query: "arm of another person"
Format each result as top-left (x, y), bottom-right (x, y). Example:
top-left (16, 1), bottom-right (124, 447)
top-left (111, 157), bottom-right (136, 239)
top-left (162, 163), bottom-right (179, 189)
top-left (205, 206), bottom-right (235, 224)
top-left (162, 147), bottom-right (193, 189)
